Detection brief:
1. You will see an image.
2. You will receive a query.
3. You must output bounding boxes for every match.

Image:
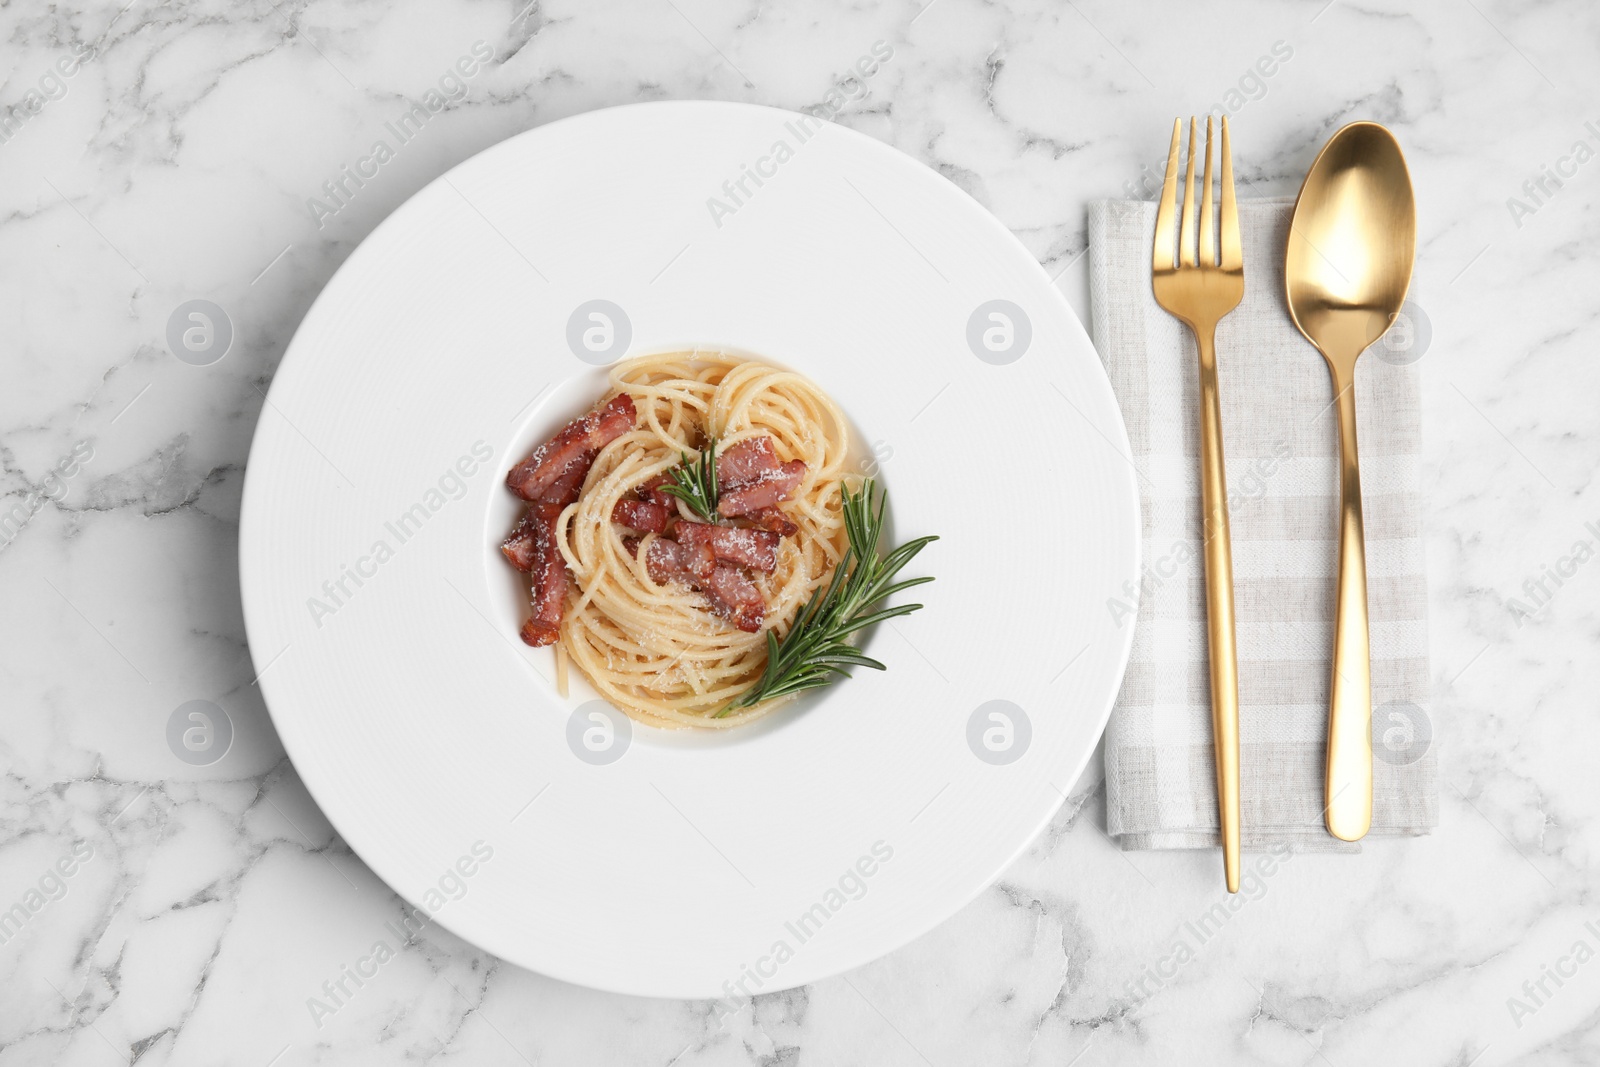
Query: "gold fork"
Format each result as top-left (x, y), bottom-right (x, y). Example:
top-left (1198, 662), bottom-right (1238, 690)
top-left (1151, 115), bottom-right (1244, 893)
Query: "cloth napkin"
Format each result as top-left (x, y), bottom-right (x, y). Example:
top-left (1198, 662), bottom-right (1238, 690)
top-left (1088, 197), bottom-right (1437, 851)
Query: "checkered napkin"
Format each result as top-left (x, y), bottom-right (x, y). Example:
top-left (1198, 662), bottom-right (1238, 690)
top-left (1087, 197), bottom-right (1437, 851)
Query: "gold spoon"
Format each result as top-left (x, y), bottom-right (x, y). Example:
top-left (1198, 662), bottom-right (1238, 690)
top-left (1284, 121), bottom-right (1416, 842)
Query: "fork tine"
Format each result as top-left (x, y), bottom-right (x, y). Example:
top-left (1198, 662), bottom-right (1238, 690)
top-left (1153, 118), bottom-right (1181, 272)
top-left (1200, 116), bottom-right (1216, 267)
top-left (1179, 117), bottom-right (1199, 268)
top-left (1219, 115), bottom-right (1242, 272)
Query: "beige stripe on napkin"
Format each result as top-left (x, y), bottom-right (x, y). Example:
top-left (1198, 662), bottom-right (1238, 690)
top-left (1088, 197), bottom-right (1437, 852)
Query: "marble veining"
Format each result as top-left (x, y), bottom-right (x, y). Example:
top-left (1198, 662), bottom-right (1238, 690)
top-left (2, 0), bottom-right (1598, 1063)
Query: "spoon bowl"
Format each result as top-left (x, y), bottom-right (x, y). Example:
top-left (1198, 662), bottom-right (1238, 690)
top-left (1287, 122), bottom-right (1416, 369)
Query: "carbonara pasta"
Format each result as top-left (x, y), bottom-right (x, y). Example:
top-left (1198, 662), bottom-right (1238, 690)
top-left (502, 352), bottom-right (852, 728)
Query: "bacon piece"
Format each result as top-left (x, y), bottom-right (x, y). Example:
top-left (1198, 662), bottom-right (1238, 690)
top-left (542, 461), bottom-right (588, 508)
top-left (684, 540), bottom-right (717, 581)
top-left (518, 500), bottom-right (567, 647)
top-left (715, 436), bottom-right (780, 488)
top-left (644, 536), bottom-right (691, 585)
top-left (503, 462), bottom-right (587, 572)
top-left (645, 535), bottom-right (718, 583)
top-left (506, 395), bottom-right (637, 501)
top-left (702, 565), bottom-right (765, 632)
top-left (718, 460), bottom-right (805, 518)
top-left (747, 507), bottom-right (798, 537)
top-left (507, 395), bottom-right (638, 643)
top-left (519, 617), bottom-right (559, 647)
top-left (675, 520), bottom-right (779, 573)
top-left (501, 511), bottom-right (538, 571)
top-left (612, 498), bottom-right (670, 534)
top-left (643, 536), bottom-right (765, 630)
top-left (635, 474), bottom-right (677, 508)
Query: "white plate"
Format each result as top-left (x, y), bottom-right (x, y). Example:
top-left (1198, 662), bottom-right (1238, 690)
top-left (240, 101), bottom-right (1139, 998)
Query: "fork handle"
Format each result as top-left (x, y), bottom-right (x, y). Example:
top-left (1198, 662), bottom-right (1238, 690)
top-left (1195, 325), bottom-right (1241, 893)
top-left (1325, 368), bottom-right (1373, 841)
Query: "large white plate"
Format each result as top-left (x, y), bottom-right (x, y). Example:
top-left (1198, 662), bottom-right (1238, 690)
top-left (240, 101), bottom-right (1139, 998)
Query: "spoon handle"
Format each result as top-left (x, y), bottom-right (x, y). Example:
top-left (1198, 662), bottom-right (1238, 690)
top-left (1326, 371), bottom-right (1373, 841)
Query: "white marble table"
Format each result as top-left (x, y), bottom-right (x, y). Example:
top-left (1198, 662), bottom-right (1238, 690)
top-left (2, 0), bottom-right (1595, 1063)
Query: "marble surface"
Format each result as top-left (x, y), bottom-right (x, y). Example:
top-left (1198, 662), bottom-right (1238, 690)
top-left (2, 0), bottom-right (1596, 1063)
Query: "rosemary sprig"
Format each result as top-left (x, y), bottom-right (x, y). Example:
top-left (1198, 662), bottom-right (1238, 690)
top-left (658, 438), bottom-right (719, 521)
top-left (719, 479), bottom-right (937, 716)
